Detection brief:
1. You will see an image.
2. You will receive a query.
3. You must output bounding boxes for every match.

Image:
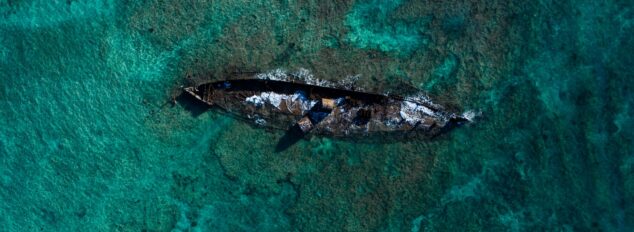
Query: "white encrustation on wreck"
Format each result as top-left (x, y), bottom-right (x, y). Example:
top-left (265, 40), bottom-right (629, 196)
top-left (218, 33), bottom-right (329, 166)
top-left (245, 91), bottom-right (318, 116)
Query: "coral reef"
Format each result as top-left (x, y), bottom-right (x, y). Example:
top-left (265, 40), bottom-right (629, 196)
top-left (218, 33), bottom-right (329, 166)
top-left (0, 0), bottom-right (632, 231)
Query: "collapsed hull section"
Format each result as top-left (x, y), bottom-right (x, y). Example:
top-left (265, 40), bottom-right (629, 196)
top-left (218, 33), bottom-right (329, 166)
top-left (185, 79), bottom-right (468, 137)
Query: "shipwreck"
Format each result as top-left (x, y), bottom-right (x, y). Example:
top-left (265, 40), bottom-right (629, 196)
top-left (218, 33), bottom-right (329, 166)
top-left (183, 69), bottom-right (472, 149)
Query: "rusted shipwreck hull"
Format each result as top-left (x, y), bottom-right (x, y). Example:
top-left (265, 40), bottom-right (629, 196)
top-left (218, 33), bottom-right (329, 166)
top-left (184, 69), bottom-right (471, 138)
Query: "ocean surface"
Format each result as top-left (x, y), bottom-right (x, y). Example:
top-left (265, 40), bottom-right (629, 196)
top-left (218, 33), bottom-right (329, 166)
top-left (0, 0), bottom-right (632, 231)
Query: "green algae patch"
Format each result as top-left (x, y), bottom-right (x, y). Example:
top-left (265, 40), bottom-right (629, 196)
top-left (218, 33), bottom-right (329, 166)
top-left (344, 0), bottom-right (429, 54)
top-left (422, 53), bottom-right (459, 93)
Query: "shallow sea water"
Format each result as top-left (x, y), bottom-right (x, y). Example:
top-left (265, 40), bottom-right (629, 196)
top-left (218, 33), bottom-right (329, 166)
top-left (0, 0), bottom-right (632, 231)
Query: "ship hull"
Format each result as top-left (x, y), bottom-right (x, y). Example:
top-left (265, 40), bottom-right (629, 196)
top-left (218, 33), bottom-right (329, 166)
top-left (184, 79), bottom-right (467, 137)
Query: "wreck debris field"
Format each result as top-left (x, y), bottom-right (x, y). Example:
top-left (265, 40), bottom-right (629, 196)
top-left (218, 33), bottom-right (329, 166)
top-left (1, 0), bottom-right (632, 231)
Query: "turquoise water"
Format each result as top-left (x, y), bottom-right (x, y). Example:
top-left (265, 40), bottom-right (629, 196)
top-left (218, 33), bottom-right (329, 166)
top-left (1, 0), bottom-right (632, 231)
